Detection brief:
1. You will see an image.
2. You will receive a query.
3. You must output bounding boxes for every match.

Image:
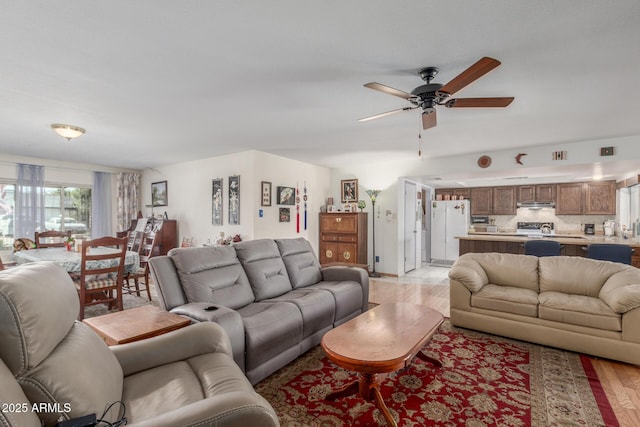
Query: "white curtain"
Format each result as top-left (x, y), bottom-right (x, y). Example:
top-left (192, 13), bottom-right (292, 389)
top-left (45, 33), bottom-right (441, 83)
top-left (116, 173), bottom-right (140, 232)
top-left (15, 163), bottom-right (45, 238)
top-left (92, 172), bottom-right (112, 238)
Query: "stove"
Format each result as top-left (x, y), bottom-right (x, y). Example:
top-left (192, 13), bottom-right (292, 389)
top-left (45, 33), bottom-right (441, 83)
top-left (516, 221), bottom-right (555, 236)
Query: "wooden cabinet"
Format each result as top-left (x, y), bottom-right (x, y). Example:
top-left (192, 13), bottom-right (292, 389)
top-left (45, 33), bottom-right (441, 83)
top-left (434, 188), bottom-right (470, 200)
top-left (519, 184), bottom-right (555, 203)
top-left (470, 187), bottom-right (492, 215)
top-left (319, 213), bottom-right (368, 265)
top-left (585, 181), bottom-right (616, 214)
top-left (492, 186), bottom-right (516, 215)
top-left (555, 183), bottom-right (584, 215)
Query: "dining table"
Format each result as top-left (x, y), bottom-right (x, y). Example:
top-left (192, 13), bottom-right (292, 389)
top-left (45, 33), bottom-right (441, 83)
top-left (14, 247), bottom-right (140, 274)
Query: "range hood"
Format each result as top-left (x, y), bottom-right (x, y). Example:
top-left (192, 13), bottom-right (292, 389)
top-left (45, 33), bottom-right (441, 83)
top-left (516, 201), bottom-right (556, 210)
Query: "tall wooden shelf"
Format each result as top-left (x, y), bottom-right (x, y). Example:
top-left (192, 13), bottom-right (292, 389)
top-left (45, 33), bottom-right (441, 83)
top-left (120, 218), bottom-right (177, 256)
top-left (319, 212), bottom-right (368, 266)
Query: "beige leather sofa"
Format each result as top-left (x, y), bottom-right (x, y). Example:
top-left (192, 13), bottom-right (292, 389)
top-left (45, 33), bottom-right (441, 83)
top-left (0, 262), bottom-right (279, 427)
top-left (449, 252), bottom-right (640, 365)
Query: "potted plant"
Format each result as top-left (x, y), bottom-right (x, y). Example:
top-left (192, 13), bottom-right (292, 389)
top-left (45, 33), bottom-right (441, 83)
top-left (64, 236), bottom-right (75, 251)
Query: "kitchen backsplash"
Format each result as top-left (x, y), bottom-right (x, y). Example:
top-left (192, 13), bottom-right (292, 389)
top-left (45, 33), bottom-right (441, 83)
top-left (488, 208), bottom-right (614, 234)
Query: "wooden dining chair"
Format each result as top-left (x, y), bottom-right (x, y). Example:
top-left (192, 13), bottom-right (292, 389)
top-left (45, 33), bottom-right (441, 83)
top-left (72, 236), bottom-right (127, 320)
top-left (35, 230), bottom-right (71, 248)
top-left (123, 231), bottom-right (156, 301)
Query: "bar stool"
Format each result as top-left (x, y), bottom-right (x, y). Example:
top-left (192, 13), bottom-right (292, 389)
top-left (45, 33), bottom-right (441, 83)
top-left (524, 240), bottom-right (562, 257)
top-left (586, 243), bottom-right (633, 265)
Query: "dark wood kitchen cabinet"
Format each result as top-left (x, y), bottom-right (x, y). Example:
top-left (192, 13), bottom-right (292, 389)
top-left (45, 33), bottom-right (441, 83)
top-left (518, 184), bottom-right (555, 203)
top-left (470, 187), bottom-right (493, 215)
top-left (555, 183), bottom-right (584, 215)
top-left (585, 181), bottom-right (616, 214)
top-left (492, 186), bottom-right (516, 215)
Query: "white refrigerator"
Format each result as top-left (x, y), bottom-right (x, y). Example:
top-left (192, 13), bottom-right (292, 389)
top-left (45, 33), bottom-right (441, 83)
top-left (430, 200), bottom-right (470, 265)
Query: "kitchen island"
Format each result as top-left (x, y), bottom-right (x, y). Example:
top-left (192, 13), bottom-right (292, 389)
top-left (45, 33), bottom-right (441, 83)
top-left (457, 232), bottom-right (640, 268)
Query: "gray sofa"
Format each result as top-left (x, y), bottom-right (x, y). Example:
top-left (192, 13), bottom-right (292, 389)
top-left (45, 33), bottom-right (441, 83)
top-left (149, 238), bottom-right (369, 384)
top-left (449, 252), bottom-right (640, 365)
top-left (0, 262), bottom-right (279, 427)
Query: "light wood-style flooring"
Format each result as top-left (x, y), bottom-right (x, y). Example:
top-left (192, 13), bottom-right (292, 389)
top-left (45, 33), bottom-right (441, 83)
top-left (369, 264), bottom-right (640, 427)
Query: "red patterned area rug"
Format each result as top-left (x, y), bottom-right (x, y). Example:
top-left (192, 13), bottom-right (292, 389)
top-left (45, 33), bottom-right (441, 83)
top-left (255, 321), bottom-right (618, 427)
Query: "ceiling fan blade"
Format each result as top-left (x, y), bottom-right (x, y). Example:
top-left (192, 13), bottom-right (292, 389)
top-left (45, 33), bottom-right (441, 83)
top-left (364, 82), bottom-right (414, 100)
top-left (422, 109), bottom-right (437, 130)
top-left (358, 107), bottom-right (414, 122)
top-left (444, 97), bottom-right (514, 108)
top-left (437, 57), bottom-right (501, 96)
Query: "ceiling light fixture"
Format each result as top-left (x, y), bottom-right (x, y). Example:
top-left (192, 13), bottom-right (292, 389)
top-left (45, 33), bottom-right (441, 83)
top-left (50, 123), bottom-right (85, 141)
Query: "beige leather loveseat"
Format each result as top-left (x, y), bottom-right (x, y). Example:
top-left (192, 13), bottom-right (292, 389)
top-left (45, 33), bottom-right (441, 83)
top-left (449, 252), bottom-right (640, 365)
top-left (0, 262), bottom-right (279, 427)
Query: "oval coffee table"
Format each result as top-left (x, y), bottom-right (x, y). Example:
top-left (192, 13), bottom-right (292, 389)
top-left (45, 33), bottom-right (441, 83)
top-left (321, 303), bottom-right (444, 427)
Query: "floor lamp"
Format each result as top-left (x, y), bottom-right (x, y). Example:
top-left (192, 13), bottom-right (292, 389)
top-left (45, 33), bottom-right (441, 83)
top-left (366, 189), bottom-right (381, 277)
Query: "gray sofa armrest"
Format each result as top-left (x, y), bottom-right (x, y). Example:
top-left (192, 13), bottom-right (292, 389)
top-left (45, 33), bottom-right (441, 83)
top-left (321, 265), bottom-right (370, 312)
top-left (170, 302), bottom-right (246, 372)
top-left (128, 391), bottom-right (279, 427)
top-left (112, 322), bottom-right (232, 376)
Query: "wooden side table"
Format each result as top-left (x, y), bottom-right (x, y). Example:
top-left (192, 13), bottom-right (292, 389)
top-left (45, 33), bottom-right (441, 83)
top-left (83, 305), bottom-right (190, 345)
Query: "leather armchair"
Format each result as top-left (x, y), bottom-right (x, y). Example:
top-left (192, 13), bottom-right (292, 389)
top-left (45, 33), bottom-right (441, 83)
top-left (0, 262), bottom-right (279, 427)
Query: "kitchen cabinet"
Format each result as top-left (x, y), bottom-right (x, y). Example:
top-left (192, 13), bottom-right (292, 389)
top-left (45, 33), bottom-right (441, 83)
top-left (452, 189), bottom-right (471, 199)
top-left (518, 184), bottom-right (555, 203)
top-left (492, 186), bottom-right (516, 215)
top-left (470, 187), bottom-right (492, 215)
top-left (319, 212), bottom-right (368, 265)
top-left (555, 183), bottom-right (584, 215)
top-left (585, 181), bottom-right (616, 214)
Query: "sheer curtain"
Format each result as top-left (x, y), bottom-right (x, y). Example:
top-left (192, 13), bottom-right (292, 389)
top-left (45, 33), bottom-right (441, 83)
top-left (116, 172), bottom-right (140, 232)
top-left (92, 172), bottom-right (112, 238)
top-left (15, 163), bottom-right (45, 238)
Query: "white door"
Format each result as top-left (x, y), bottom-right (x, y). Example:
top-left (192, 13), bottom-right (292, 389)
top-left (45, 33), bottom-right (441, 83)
top-left (430, 201), bottom-right (446, 261)
top-left (404, 181), bottom-right (417, 272)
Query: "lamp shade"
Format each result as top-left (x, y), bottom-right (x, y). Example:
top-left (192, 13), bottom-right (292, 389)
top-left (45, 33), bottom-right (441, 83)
top-left (51, 124), bottom-right (85, 141)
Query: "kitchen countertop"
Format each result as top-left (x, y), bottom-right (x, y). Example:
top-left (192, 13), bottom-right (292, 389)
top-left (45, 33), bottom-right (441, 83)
top-left (457, 232), bottom-right (640, 247)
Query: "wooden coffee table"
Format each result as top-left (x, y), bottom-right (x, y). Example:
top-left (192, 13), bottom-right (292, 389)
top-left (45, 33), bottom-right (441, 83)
top-left (83, 305), bottom-right (190, 345)
top-left (321, 303), bottom-right (444, 427)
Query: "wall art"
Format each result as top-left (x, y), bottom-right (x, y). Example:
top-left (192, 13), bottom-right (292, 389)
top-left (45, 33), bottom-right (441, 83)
top-left (277, 186), bottom-right (295, 205)
top-left (279, 207), bottom-right (290, 222)
top-left (228, 175), bottom-right (240, 225)
top-left (341, 179), bottom-right (358, 203)
top-left (261, 181), bottom-right (272, 206)
top-left (212, 178), bottom-right (223, 226)
top-left (151, 181), bottom-right (168, 207)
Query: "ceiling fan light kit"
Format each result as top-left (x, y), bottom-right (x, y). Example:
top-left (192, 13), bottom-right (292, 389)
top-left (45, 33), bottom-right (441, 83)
top-left (360, 57), bottom-right (515, 130)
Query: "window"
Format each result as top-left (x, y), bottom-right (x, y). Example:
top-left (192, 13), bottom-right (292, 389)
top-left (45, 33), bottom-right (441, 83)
top-left (44, 186), bottom-right (92, 238)
top-left (0, 182), bottom-right (91, 259)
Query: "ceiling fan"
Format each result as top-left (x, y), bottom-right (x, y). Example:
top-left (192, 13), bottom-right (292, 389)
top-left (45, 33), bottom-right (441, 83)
top-left (359, 57), bottom-right (514, 130)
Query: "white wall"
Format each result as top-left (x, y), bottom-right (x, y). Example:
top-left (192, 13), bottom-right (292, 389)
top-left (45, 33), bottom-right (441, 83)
top-left (141, 151), bottom-right (330, 253)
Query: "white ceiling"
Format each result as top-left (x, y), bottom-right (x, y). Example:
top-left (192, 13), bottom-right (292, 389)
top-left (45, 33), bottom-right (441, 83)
top-left (2, 1), bottom-right (640, 183)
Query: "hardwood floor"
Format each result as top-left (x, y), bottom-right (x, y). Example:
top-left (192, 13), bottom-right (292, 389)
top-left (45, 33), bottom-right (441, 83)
top-left (370, 264), bottom-right (640, 427)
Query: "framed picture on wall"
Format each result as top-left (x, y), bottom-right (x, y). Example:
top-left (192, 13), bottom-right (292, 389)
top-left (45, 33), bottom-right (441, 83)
top-left (212, 178), bottom-right (223, 226)
top-left (341, 179), bottom-right (358, 203)
top-left (228, 175), bottom-right (240, 225)
top-left (277, 186), bottom-right (295, 205)
top-left (279, 207), bottom-right (290, 222)
top-left (261, 181), bottom-right (272, 206)
top-left (151, 181), bottom-right (168, 207)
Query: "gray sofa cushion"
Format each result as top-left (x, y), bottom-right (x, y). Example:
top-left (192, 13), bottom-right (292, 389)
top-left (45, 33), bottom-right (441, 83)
top-left (307, 280), bottom-right (363, 322)
top-left (264, 288), bottom-right (335, 338)
top-left (235, 239), bottom-right (292, 300)
top-left (276, 238), bottom-right (322, 288)
top-left (236, 302), bottom-right (303, 372)
top-left (170, 246), bottom-right (255, 309)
